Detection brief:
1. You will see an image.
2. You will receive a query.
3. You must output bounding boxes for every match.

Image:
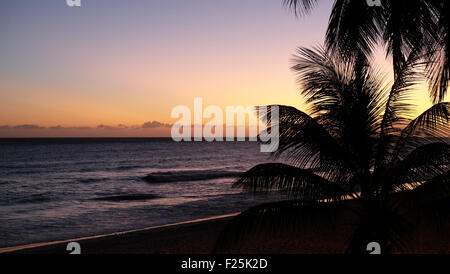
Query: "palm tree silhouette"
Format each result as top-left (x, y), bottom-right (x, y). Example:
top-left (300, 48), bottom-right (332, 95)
top-left (283, 0), bottom-right (450, 103)
top-left (215, 46), bottom-right (449, 254)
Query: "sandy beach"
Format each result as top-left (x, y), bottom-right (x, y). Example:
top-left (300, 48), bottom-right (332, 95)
top-left (0, 214), bottom-right (237, 254)
top-left (2, 204), bottom-right (449, 255)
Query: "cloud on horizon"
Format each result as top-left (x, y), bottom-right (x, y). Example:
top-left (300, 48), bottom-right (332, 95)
top-left (142, 121), bottom-right (172, 129)
top-left (0, 121), bottom-right (174, 137)
top-left (0, 121), bottom-right (173, 131)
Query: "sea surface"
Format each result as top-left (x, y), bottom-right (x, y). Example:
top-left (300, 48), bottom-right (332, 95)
top-left (0, 138), bottom-right (287, 248)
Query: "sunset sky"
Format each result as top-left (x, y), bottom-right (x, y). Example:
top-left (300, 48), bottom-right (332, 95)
top-left (0, 0), bottom-right (438, 137)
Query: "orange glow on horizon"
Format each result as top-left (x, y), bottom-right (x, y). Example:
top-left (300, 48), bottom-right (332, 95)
top-left (0, 1), bottom-right (446, 137)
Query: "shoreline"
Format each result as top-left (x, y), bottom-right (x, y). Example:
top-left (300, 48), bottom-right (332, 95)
top-left (0, 213), bottom-right (239, 254)
top-left (2, 198), bottom-right (449, 254)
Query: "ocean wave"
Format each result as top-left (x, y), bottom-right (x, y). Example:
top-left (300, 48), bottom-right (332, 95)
top-left (77, 178), bottom-right (110, 184)
top-left (0, 180), bottom-right (19, 185)
top-left (142, 169), bottom-right (242, 183)
top-left (110, 165), bottom-right (144, 171)
top-left (93, 194), bottom-right (161, 202)
top-left (5, 193), bottom-right (54, 205)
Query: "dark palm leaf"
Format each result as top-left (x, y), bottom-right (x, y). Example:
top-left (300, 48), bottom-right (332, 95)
top-left (285, 0), bottom-right (448, 102)
top-left (427, 44), bottom-right (450, 104)
top-left (291, 46), bottom-right (386, 137)
top-left (375, 53), bottom-right (426, 167)
top-left (381, 1), bottom-right (436, 75)
top-left (257, 105), bottom-right (357, 182)
top-left (392, 102), bottom-right (450, 161)
top-left (326, 0), bottom-right (383, 59)
top-left (292, 46), bottom-right (387, 176)
top-left (390, 143), bottom-right (450, 191)
top-left (282, 0), bottom-right (319, 16)
top-left (380, 53), bottom-right (424, 135)
top-left (426, 0), bottom-right (450, 103)
top-left (234, 163), bottom-right (352, 201)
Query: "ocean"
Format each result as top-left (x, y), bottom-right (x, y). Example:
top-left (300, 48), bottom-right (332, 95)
top-left (0, 138), bottom-right (287, 248)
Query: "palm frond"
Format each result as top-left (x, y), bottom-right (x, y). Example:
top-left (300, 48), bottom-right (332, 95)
top-left (291, 46), bottom-right (387, 173)
top-left (376, 53), bottom-right (425, 167)
top-left (390, 143), bottom-right (450, 191)
top-left (382, 0), bottom-right (436, 76)
top-left (392, 102), bottom-right (450, 160)
top-left (427, 45), bottom-right (450, 103)
top-left (380, 53), bottom-right (425, 135)
top-left (257, 105), bottom-right (357, 182)
top-left (235, 163), bottom-right (352, 201)
top-left (426, 0), bottom-right (450, 103)
top-left (291, 46), bottom-right (386, 133)
top-left (291, 45), bottom-right (354, 112)
top-left (283, 0), bottom-right (319, 16)
top-left (326, 0), bottom-right (383, 59)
